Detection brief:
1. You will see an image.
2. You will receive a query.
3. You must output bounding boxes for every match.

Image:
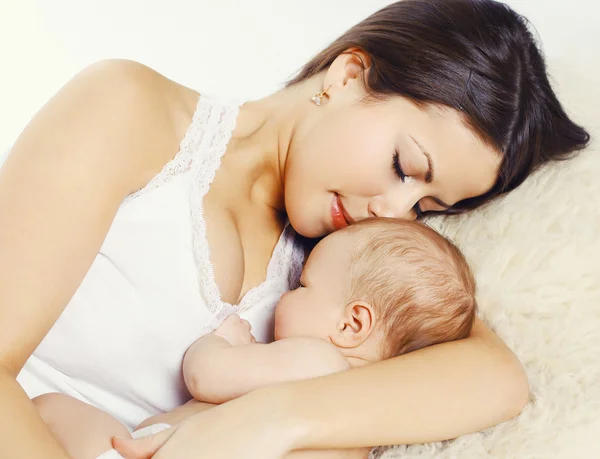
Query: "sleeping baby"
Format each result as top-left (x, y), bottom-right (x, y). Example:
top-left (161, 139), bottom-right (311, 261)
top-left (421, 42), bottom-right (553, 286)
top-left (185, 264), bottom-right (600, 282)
top-left (33, 217), bottom-right (478, 459)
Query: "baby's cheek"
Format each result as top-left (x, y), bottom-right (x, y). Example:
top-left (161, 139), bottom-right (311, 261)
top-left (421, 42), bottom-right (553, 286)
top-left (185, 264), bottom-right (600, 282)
top-left (274, 305), bottom-right (290, 339)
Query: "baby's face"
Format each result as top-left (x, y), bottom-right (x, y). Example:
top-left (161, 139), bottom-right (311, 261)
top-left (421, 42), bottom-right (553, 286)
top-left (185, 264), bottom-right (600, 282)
top-left (274, 233), bottom-right (353, 341)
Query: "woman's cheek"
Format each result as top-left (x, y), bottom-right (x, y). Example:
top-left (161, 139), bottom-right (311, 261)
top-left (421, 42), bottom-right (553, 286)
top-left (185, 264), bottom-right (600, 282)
top-left (284, 178), bottom-right (325, 239)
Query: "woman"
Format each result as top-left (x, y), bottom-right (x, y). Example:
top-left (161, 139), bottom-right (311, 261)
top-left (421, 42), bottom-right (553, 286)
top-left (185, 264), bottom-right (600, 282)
top-left (0, 1), bottom-right (590, 458)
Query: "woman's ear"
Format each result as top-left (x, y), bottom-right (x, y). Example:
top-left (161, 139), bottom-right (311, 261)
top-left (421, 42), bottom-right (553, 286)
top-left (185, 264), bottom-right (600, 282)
top-left (324, 48), bottom-right (371, 97)
top-left (341, 48), bottom-right (371, 83)
top-left (331, 301), bottom-right (375, 349)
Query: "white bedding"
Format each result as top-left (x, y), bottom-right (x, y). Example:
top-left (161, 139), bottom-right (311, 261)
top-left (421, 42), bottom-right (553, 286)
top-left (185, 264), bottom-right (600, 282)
top-left (373, 58), bottom-right (600, 459)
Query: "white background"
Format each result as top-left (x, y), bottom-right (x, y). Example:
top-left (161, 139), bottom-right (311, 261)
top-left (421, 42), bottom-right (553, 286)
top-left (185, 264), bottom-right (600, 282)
top-left (0, 0), bottom-right (598, 150)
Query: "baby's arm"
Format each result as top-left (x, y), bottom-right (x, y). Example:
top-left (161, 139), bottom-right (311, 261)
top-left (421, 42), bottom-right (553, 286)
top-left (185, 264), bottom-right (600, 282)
top-left (183, 315), bottom-right (350, 404)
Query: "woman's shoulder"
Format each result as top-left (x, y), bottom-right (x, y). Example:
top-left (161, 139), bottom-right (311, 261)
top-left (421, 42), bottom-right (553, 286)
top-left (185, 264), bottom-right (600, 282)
top-left (0, 59), bottom-right (202, 375)
top-left (7, 59), bottom-right (199, 196)
top-left (81, 58), bottom-right (198, 106)
top-left (102, 59), bottom-right (201, 134)
top-left (70, 59), bottom-right (200, 192)
top-left (87, 58), bottom-right (199, 132)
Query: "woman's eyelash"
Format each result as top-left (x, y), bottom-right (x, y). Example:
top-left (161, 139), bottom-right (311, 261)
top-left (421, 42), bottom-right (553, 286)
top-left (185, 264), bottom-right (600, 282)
top-left (414, 205), bottom-right (424, 219)
top-left (393, 150), bottom-right (406, 182)
top-left (393, 150), bottom-right (424, 219)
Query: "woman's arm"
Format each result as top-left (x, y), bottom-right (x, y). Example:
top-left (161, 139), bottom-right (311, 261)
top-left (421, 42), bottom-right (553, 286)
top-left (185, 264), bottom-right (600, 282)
top-left (128, 400), bottom-right (370, 459)
top-left (112, 317), bottom-right (529, 459)
top-left (260, 316), bottom-right (529, 449)
top-left (0, 59), bottom-right (189, 459)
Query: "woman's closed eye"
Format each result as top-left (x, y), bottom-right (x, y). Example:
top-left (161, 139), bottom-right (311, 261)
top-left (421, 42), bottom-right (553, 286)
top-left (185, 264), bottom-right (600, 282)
top-left (393, 150), bottom-right (424, 218)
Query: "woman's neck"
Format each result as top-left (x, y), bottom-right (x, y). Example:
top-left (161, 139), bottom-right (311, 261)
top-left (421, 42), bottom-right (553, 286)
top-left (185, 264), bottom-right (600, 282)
top-left (226, 75), bottom-right (325, 214)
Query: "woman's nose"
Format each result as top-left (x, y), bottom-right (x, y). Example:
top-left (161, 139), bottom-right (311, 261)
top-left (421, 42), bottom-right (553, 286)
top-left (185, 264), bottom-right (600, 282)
top-left (367, 195), bottom-right (417, 220)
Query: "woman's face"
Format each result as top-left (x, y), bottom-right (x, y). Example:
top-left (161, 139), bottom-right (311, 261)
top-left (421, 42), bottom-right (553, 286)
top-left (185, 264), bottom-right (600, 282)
top-left (283, 56), bottom-right (501, 238)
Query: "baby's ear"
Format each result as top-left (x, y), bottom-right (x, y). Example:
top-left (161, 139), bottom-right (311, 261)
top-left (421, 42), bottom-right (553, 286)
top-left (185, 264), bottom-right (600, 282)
top-left (331, 301), bottom-right (375, 348)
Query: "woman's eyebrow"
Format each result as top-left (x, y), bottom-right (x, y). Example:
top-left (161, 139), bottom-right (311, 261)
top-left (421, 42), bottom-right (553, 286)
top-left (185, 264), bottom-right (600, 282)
top-left (409, 135), bottom-right (452, 210)
top-left (409, 135), bottom-right (434, 183)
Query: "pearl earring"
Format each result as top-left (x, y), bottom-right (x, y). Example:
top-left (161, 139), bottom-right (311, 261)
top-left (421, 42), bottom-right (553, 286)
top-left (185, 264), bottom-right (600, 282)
top-left (311, 85), bottom-right (331, 106)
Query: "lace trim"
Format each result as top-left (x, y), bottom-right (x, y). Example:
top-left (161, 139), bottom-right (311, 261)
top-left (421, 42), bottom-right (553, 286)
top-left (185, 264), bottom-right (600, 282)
top-left (237, 223), bottom-right (305, 315)
top-left (287, 234), bottom-right (305, 291)
top-left (121, 102), bottom-right (201, 205)
top-left (187, 95), bottom-right (237, 326)
top-left (260, 225), bottom-right (305, 315)
top-left (187, 95), bottom-right (304, 329)
top-left (120, 93), bottom-right (305, 330)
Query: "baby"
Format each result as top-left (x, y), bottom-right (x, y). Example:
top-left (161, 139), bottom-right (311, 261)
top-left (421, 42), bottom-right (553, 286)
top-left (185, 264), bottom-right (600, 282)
top-left (33, 218), bottom-right (477, 459)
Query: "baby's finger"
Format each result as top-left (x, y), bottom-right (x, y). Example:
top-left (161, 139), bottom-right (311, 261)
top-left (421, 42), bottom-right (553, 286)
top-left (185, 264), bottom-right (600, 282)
top-left (224, 314), bottom-right (240, 324)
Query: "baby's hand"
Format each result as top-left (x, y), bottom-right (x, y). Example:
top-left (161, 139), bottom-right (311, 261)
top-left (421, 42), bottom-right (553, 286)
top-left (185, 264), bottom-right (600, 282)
top-left (212, 314), bottom-right (256, 346)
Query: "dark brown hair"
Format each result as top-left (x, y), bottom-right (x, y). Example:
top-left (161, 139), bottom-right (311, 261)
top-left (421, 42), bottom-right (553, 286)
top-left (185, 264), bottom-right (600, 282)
top-left (342, 218), bottom-right (476, 358)
top-left (287, 0), bottom-right (591, 215)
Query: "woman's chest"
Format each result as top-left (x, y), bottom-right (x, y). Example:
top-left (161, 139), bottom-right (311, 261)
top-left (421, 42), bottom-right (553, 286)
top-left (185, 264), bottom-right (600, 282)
top-left (202, 178), bottom-right (287, 306)
top-left (27, 175), bottom-right (291, 416)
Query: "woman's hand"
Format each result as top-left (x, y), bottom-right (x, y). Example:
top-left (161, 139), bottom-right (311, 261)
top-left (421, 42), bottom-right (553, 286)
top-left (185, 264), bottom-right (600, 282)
top-left (113, 392), bottom-right (300, 459)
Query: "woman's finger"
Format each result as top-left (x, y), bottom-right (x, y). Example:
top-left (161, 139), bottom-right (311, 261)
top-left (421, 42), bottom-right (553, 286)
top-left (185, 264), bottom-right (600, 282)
top-left (112, 426), bottom-right (175, 459)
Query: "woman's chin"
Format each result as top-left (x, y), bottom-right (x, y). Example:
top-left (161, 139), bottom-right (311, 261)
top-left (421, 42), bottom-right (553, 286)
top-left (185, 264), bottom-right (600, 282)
top-left (287, 215), bottom-right (325, 239)
top-left (290, 210), bottom-right (336, 239)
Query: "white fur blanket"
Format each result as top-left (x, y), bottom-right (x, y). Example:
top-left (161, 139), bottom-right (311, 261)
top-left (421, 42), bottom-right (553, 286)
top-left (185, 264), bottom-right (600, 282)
top-left (373, 59), bottom-right (600, 459)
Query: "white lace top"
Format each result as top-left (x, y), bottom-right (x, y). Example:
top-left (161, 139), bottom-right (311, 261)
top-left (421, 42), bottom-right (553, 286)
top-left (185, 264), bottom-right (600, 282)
top-left (15, 94), bottom-right (305, 430)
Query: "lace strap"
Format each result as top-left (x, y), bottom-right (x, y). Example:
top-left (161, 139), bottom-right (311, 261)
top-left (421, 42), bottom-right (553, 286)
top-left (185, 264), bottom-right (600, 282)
top-left (117, 92), bottom-right (302, 331)
top-left (188, 95), bottom-right (243, 326)
top-left (121, 95), bottom-right (212, 205)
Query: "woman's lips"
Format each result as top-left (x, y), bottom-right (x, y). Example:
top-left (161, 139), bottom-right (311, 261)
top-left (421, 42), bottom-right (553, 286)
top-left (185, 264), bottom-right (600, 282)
top-left (331, 194), bottom-right (350, 230)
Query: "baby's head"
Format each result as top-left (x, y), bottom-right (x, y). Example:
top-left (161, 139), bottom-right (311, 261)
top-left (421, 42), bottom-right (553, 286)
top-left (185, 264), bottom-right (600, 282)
top-left (274, 218), bottom-right (477, 363)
